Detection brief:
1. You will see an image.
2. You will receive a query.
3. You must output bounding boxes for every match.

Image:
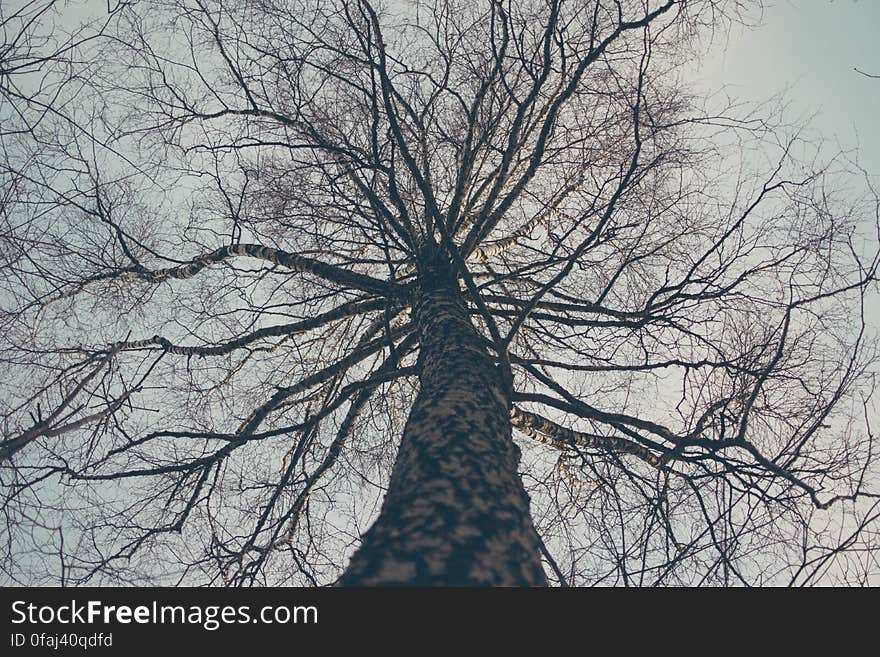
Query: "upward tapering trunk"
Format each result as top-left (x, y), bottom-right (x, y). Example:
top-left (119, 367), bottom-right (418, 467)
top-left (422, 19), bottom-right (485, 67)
top-left (339, 250), bottom-right (547, 586)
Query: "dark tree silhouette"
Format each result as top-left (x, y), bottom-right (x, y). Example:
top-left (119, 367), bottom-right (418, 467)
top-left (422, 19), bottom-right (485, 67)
top-left (2, 0), bottom-right (878, 586)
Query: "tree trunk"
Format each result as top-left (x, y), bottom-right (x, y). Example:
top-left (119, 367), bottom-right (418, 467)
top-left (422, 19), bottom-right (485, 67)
top-left (339, 246), bottom-right (547, 586)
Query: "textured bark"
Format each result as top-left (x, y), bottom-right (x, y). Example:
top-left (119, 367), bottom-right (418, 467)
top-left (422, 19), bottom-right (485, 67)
top-left (339, 247), bottom-right (547, 586)
top-left (510, 405), bottom-right (668, 468)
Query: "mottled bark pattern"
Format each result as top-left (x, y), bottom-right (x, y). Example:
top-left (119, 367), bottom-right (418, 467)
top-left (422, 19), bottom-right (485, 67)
top-left (510, 405), bottom-right (667, 468)
top-left (339, 246), bottom-right (547, 586)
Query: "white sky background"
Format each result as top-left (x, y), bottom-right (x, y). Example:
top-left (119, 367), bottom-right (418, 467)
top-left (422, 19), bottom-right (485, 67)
top-left (685, 0), bottom-right (880, 330)
top-left (46, 0), bottom-right (878, 155)
top-left (689, 0), bottom-right (879, 173)
top-left (684, 1), bottom-right (880, 584)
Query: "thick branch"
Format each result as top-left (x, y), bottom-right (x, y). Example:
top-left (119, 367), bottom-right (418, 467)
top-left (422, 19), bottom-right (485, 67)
top-left (510, 405), bottom-right (668, 468)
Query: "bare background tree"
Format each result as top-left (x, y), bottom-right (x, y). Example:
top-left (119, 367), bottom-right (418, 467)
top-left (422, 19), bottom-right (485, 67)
top-left (2, 0), bottom-right (878, 586)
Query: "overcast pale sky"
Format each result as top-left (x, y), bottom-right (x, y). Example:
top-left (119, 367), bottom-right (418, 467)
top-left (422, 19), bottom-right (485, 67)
top-left (690, 0), bottom-right (880, 177)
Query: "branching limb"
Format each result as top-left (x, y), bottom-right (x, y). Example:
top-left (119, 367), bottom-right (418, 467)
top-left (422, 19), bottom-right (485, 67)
top-left (511, 405), bottom-right (669, 468)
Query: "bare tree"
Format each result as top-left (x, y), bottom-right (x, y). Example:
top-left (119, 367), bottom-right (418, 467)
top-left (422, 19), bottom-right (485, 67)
top-left (2, 0), bottom-right (878, 586)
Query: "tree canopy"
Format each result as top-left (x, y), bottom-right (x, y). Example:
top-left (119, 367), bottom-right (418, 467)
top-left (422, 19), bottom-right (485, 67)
top-left (1, 0), bottom-right (878, 586)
